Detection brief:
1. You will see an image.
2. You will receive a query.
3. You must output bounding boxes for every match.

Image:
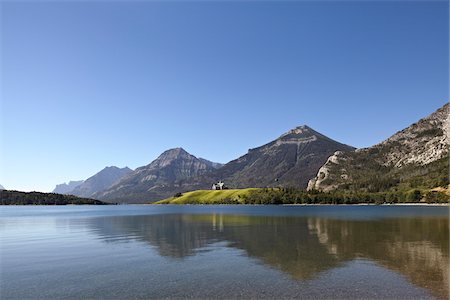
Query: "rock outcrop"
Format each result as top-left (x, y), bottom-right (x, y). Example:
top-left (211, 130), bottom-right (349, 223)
top-left (308, 102), bottom-right (449, 192)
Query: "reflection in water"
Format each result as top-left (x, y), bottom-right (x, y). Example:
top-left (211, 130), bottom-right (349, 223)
top-left (86, 213), bottom-right (449, 299)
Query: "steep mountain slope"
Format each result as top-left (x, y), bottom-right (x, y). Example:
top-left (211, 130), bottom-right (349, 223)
top-left (208, 125), bottom-right (355, 189)
top-left (70, 166), bottom-right (132, 198)
top-left (52, 180), bottom-right (84, 194)
top-left (308, 103), bottom-right (449, 192)
top-left (96, 148), bottom-right (216, 203)
top-left (0, 184), bottom-right (4, 190)
top-left (198, 158), bottom-right (223, 169)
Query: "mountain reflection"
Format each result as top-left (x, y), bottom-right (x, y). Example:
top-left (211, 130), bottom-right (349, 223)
top-left (87, 213), bottom-right (449, 299)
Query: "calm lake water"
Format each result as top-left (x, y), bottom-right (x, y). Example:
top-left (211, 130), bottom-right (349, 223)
top-left (1, 205), bottom-right (448, 299)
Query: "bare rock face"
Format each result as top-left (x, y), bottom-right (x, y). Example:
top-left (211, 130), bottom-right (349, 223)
top-left (380, 103), bottom-right (449, 167)
top-left (308, 103), bottom-right (450, 192)
top-left (307, 151), bottom-right (348, 192)
top-left (96, 148), bottom-right (216, 203)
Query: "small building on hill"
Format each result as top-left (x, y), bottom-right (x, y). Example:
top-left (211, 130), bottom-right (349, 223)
top-left (212, 181), bottom-right (227, 190)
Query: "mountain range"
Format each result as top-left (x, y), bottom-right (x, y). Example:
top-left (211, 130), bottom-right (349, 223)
top-left (94, 149), bottom-right (219, 203)
top-left (53, 167), bottom-right (132, 198)
top-left (70, 166), bottom-right (133, 198)
top-left (52, 103), bottom-right (448, 203)
top-left (94, 126), bottom-right (355, 203)
top-left (52, 180), bottom-right (84, 194)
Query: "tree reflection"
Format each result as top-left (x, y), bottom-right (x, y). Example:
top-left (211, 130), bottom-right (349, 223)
top-left (87, 213), bottom-right (449, 299)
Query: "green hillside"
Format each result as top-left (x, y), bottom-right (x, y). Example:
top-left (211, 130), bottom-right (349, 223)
top-left (155, 189), bottom-right (259, 204)
top-left (156, 186), bottom-right (448, 205)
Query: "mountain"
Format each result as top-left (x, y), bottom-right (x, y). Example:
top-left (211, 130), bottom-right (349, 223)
top-left (199, 125), bottom-right (355, 190)
top-left (0, 184), bottom-right (4, 190)
top-left (99, 127), bottom-right (355, 203)
top-left (52, 180), bottom-right (84, 194)
top-left (70, 166), bottom-right (133, 198)
top-left (198, 158), bottom-right (223, 169)
top-left (308, 103), bottom-right (449, 193)
top-left (96, 148), bottom-right (217, 203)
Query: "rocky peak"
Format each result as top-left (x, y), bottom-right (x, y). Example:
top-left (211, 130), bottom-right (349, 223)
top-left (147, 147), bottom-right (195, 169)
top-left (279, 125), bottom-right (315, 139)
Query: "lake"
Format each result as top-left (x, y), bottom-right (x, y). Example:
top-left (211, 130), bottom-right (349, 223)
top-left (1, 205), bottom-right (448, 299)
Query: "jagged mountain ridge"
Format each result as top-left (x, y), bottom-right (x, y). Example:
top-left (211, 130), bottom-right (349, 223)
top-left (96, 148), bottom-right (217, 203)
top-left (308, 103), bottom-right (449, 192)
top-left (52, 180), bottom-right (84, 194)
top-left (98, 126), bottom-right (355, 203)
top-left (70, 166), bottom-right (133, 198)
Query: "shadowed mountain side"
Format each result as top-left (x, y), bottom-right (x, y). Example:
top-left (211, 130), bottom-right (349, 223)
top-left (214, 126), bottom-right (355, 189)
top-left (180, 126), bottom-right (355, 193)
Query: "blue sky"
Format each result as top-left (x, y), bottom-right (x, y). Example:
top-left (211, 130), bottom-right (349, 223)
top-left (1, 1), bottom-right (448, 192)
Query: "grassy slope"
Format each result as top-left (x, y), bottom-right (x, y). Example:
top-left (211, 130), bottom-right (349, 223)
top-left (156, 188), bottom-right (259, 204)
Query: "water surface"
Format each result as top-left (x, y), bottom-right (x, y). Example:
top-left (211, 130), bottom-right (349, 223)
top-left (1, 205), bottom-right (448, 299)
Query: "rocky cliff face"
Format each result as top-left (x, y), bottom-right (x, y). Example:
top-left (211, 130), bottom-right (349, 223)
top-left (70, 166), bottom-right (133, 198)
top-left (308, 103), bottom-right (449, 192)
top-left (96, 148), bottom-right (216, 203)
top-left (52, 180), bottom-right (84, 194)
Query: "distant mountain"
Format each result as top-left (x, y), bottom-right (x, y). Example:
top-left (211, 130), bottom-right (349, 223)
top-left (0, 184), bottom-right (4, 190)
top-left (52, 180), bottom-right (84, 194)
top-left (71, 166), bottom-right (133, 198)
top-left (198, 158), bottom-right (223, 169)
top-left (308, 103), bottom-right (449, 193)
top-left (206, 125), bottom-right (355, 189)
top-left (96, 148), bottom-right (216, 203)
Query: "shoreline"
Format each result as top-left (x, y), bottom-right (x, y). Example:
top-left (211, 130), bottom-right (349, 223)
top-left (1, 203), bottom-right (449, 206)
top-left (283, 203), bottom-right (449, 207)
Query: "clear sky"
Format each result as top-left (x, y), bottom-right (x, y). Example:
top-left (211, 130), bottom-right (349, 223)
top-left (1, 0), bottom-right (448, 192)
